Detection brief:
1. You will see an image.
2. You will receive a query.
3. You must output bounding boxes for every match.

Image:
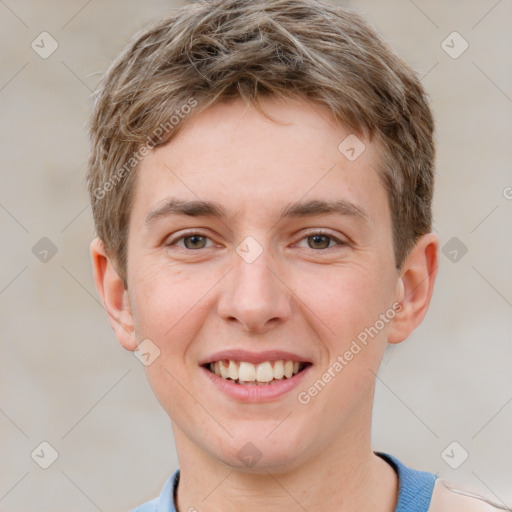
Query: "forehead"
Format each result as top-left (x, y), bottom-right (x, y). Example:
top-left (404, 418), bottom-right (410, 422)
top-left (131, 96), bottom-right (389, 228)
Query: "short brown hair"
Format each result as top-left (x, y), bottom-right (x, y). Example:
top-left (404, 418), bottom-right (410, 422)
top-left (87, 0), bottom-right (435, 287)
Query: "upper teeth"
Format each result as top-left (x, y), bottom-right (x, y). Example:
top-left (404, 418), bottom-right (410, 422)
top-left (209, 360), bottom-right (302, 383)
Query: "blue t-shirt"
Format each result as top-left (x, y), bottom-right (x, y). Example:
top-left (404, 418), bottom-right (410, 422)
top-left (132, 451), bottom-right (437, 512)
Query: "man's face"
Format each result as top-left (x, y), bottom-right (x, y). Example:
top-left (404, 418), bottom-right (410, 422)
top-left (124, 97), bottom-right (403, 470)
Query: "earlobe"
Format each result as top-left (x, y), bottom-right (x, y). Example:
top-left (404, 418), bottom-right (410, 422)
top-left (90, 237), bottom-right (138, 351)
top-left (387, 233), bottom-right (439, 344)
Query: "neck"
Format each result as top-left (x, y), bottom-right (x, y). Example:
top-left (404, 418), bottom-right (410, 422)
top-left (172, 405), bottom-right (398, 512)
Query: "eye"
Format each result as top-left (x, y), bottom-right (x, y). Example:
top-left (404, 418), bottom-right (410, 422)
top-left (296, 231), bottom-right (347, 250)
top-left (166, 232), bottom-right (214, 250)
top-left (165, 230), bottom-right (347, 252)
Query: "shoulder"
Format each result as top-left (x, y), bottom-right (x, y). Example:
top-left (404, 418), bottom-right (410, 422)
top-left (129, 469), bottom-right (179, 512)
top-left (130, 497), bottom-right (158, 512)
top-left (428, 479), bottom-right (512, 512)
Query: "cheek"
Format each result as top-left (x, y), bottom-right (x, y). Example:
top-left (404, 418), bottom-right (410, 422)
top-left (292, 261), bottom-right (393, 339)
top-left (129, 264), bottom-right (210, 417)
top-left (129, 262), bottom-right (202, 344)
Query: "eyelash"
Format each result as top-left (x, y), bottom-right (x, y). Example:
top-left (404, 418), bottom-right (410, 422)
top-left (165, 229), bottom-right (348, 251)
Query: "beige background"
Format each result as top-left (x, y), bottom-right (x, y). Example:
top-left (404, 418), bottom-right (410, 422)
top-left (0, 0), bottom-right (511, 510)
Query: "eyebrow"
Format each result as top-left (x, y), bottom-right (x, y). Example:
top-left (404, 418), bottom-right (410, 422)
top-left (145, 198), bottom-right (369, 225)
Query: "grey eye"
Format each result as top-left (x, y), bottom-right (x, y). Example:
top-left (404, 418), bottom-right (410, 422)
top-left (182, 235), bottom-right (208, 249)
top-left (307, 234), bottom-right (333, 249)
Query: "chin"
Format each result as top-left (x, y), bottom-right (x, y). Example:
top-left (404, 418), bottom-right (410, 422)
top-left (209, 427), bottom-right (311, 474)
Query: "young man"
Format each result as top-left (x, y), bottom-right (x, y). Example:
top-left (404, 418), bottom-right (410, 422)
top-left (86, 1), bottom-right (510, 510)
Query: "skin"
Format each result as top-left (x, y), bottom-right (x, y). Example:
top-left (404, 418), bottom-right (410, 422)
top-left (91, 96), bottom-right (438, 512)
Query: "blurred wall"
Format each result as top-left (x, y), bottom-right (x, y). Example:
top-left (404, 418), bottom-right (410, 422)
top-left (0, 0), bottom-right (510, 510)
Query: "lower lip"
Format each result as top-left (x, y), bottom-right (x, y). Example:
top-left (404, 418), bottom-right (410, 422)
top-left (200, 365), bottom-right (312, 403)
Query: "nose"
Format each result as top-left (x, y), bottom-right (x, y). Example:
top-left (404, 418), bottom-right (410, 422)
top-left (216, 248), bottom-right (292, 334)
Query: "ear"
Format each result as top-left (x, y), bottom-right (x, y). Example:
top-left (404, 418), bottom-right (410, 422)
top-left (90, 237), bottom-right (138, 351)
top-left (387, 232), bottom-right (439, 344)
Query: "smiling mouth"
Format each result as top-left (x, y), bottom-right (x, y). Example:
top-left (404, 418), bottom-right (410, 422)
top-left (204, 359), bottom-right (311, 385)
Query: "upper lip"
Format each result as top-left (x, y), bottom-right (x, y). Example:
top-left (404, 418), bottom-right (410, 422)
top-left (199, 349), bottom-right (312, 366)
